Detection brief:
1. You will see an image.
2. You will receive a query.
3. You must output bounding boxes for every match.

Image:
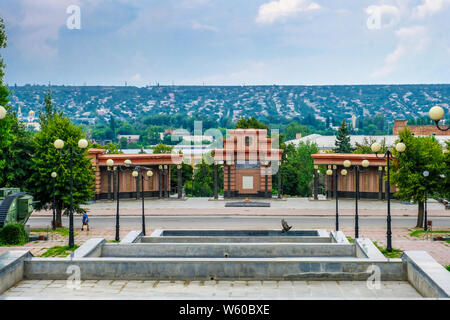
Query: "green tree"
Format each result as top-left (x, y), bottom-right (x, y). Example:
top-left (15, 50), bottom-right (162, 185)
top-left (170, 162), bottom-right (194, 193)
top-left (0, 17), bottom-right (34, 189)
top-left (119, 137), bottom-right (128, 149)
top-left (103, 142), bottom-right (123, 154)
top-left (153, 144), bottom-right (174, 154)
top-left (442, 142), bottom-right (450, 200)
top-left (109, 117), bottom-right (116, 141)
top-left (284, 122), bottom-right (311, 141)
top-left (188, 159), bottom-right (215, 197)
top-left (334, 120), bottom-right (352, 153)
top-left (281, 142), bottom-right (318, 196)
top-left (353, 137), bottom-right (388, 154)
top-left (28, 94), bottom-right (95, 227)
top-left (235, 116), bottom-right (269, 130)
top-left (390, 129), bottom-right (446, 227)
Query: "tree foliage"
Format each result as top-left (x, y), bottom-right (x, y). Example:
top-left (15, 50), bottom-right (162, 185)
top-left (234, 116), bottom-right (269, 130)
top-left (390, 128), bottom-right (446, 227)
top-left (153, 144), bottom-right (174, 154)
top-left (334, 120), bottom-right (352, 153)
top-left (28, 93), bottom-right (95, 227)
top-left (281, 142), bottom-right (318, 196)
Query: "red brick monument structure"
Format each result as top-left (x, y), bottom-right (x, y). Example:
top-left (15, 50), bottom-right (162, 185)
top-left (213, 129), bottom-right (283, 198)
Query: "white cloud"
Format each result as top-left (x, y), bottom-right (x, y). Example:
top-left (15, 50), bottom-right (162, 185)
top-left (413, 0), bottom-right (450, 19)
top-left (6, 0), bottom-right (81, 60)
top-left (255, 0), bottom-right (321, 24)
top-left (371, 26), bottom-right (428, 78)
top-left (365, 4), bottom-right (401, 28)
top-left (191, 20), bottom-right (218, 32)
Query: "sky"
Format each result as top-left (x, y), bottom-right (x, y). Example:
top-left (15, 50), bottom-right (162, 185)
top-left (0, 0), bottom-right (450, 86)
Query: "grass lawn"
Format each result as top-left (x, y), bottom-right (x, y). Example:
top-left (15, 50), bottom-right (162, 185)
top-left (31, 228), bottom-right (76, 237)
top-left (446, 265), bottom-right (450, 272)
top-left (409, 229), bottom-right (450, 238)
top-left (39, 245), bottom-right (79, 257)
top-left (373, 241), bottom-right (403, 258)
top-left (346, 236), bottom-right (354, 243)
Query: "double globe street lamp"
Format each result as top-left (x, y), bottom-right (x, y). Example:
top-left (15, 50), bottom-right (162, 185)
top-left (106, 158), bottom-right (132, 242)
top-left (326, 165), bottom-right (340, 231)
top-left (0, 105), bottom-right (6, 120)
top-left (54, 138), bottom-right (89, 248)
top-left (429, 106), bottom-right (449, 131)
top-left (370, 141), bottom-right (406, 252)
top-left (51, 172), bottom-right (57, 231)
top-left (342, 159), bottom-right (370, 239)
top-left (132, 168), bottom-right (153, 236)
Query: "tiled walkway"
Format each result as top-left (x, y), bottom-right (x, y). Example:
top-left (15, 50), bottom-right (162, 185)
top-left (2, 280), bottom-right (422, 299)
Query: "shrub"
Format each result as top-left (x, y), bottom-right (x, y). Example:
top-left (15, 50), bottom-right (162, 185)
top-left (0, 223), bottom-right (29, 245)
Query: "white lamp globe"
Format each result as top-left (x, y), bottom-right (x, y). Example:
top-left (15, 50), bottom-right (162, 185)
top-left (51, 172), bottom-right (57, 178)
top-left (429, 106), bottom-right (444, 121)
top-left (362, 159), bottom-right (370, 168)
top-left (132, 170), bottom-right (139, 177)
top-left (423, 171), bottom-right (429, 177)
top-left (106, 159), bottom-right (114, 167)
top-left (147, 170), bottom-right (153, 177)
top-left (343, 160), bottom-right (351, 168)
top-left (124, 159), bottom-right (132, 167)
top-left (0, 105), bottom-right (6, 119)
top-left (395, 142), bottom-right (406, 153)
top-left (78, 139), bottom-right (88, 149)
top-left (326, 169), bottom-right (333, 176)
top-left (54, 139), bottom-right (64, 149)
top-left (371, 142), bottom-right (381, 153)
top-left (341, 169), bottom-right (347, 176)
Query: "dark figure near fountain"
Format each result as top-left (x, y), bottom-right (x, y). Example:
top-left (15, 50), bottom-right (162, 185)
top-left (281, 219), bottom-right (292, 233)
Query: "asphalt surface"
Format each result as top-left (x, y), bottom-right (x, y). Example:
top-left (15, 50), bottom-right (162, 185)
top-left (28, 215), bottom-right (450, 230)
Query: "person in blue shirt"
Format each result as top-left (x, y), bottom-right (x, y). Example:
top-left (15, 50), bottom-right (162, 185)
top-left (81, 211), bottom-right (90, 231)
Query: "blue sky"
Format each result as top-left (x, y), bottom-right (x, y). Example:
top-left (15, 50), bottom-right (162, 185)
top-left (1, 0), bottom-right (450, 86)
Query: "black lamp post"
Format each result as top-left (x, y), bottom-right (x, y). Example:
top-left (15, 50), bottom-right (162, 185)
top-left (342, 159), bottom-right (370, 239)
top-left (177, 164), bottom-right (182, 199)
top-left (106, 158), bottom-right (133, 242)
top-left (54, 138), bottom-right (89, 248)
top-left (132, 167), bottom-right (153, 236)
top-left (326, 165), bottom-right (340, 231)
top-left (262, 160), bottom-right (270, 198)
top-left (429, 106), bottom-right (449, 131)
top-left (51, 172), bottom-right (57, 230)
top-left (423, 170), bottom-right (429, 231)
top-left (371, 141), bottom-right (406, 252)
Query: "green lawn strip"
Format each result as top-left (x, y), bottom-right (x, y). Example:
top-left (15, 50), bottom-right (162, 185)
top-left (373, 241), bottom-right (403, 259)
top-left (39, 245), bottom-right (79, 257)
top-left (409, 229), bottom-right (450, 238)
top-left (446, 265), bottom-right (450, 272)
top-left (346, 236), bottom-right (354, 243)
top-left (30, 228), bottom-right (75, 237)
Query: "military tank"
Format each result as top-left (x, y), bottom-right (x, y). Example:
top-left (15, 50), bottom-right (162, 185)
top-left (0, 188), bottom-right (35, 228)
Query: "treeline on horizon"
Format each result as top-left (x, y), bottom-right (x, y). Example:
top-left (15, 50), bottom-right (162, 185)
top-left (86, 112), bottom-right (423, 149)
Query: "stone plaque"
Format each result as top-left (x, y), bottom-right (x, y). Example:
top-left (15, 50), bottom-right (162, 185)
top-left (242, 176), bottom-right (253, 189)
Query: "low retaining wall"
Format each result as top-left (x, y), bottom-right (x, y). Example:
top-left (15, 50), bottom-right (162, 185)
top-left (71, 238), bottom-right (105, 258)
top-left (140, 236), bottom-right (331, 243)
top-left (403, 251), bottom-right (450, 298)
top-left (23, 257), bottom-right (405, 281)
top-left (101, 243), bottom-right (356, 258)
top-left (0, 251), bottom-right (32, 294)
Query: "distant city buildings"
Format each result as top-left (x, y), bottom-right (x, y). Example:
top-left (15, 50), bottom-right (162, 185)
top-left (17, 105), bottom-right (40, 131)
top-left (392, 119), bottom-right (449, 136)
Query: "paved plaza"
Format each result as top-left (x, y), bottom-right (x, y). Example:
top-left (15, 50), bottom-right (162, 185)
top-left (31, 197), bottom-right (450, 217)
top-left (2, 280), bottom-right (422, 299)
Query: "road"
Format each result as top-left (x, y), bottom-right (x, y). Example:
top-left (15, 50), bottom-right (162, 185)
top-left (28, 215), bottom-right (450, 230)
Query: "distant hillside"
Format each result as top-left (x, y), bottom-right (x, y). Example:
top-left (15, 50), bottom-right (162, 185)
top-left (7, 84), bottom-right (450, 127)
